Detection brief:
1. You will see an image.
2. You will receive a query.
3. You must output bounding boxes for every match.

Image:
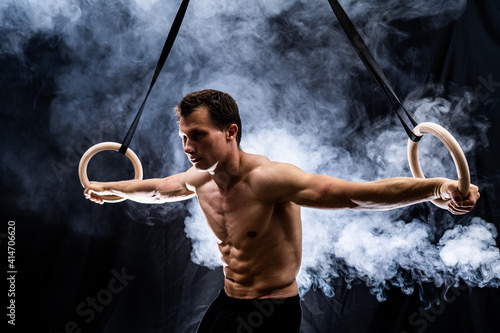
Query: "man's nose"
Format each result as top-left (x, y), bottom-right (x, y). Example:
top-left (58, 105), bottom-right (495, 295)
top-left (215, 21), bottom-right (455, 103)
top-left (184, 139), bottom-right (195, 154)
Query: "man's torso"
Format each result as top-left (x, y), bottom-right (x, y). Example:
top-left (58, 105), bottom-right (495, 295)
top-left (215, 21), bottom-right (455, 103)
top-left (186, 153), bottom-right (302, 299)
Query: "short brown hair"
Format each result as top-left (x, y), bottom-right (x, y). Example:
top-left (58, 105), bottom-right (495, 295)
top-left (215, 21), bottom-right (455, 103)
top-left (174, 89), bottom-right (242, 145)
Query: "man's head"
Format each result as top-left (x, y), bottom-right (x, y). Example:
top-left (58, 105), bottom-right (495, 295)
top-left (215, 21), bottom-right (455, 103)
top-left (175, 89), bottom-right (241, 172)
top-left (174, 89), bottom-right (242, 145)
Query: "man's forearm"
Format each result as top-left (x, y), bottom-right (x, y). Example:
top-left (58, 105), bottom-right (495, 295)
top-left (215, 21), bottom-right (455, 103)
top-left (347, 177), bottom-right (448, 210)
top-left (303, 175), bottom-right (449, 210)
top-left (97, 178), bottom-right (165, 204)
top-left (85, 171), bottom-right (196, 205)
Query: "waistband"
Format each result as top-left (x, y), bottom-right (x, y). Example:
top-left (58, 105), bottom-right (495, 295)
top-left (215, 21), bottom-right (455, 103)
top-left (218, 288), bottom-right (300, 306)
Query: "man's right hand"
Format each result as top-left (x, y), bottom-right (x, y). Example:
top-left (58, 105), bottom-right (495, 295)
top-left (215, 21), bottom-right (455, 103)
top-left (84, 181), bottom-right (112, 205)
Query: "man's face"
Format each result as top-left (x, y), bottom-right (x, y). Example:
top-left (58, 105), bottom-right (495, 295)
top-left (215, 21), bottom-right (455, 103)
top-left (178, 107), bottom-right (227, 172)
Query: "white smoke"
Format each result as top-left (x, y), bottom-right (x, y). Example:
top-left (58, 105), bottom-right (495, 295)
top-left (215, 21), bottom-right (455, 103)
top-left (439, 217), bottom-right (500, 287)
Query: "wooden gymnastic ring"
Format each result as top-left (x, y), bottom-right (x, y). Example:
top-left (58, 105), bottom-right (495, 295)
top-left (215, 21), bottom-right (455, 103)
top-left (78, 142), bottom-right (143, 203)
top-left (407, 122), bottom-right (470, 209)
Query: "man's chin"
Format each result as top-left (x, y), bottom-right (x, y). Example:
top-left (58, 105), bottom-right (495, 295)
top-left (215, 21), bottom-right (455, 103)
top-left (194, 165), bottom-right (208, 172)
top-left (188, 156), bottom-right (218, 172)
top-left (194, 161), bottom-right (218, 174)
top-left (192, 162), bottom-right (207, 171)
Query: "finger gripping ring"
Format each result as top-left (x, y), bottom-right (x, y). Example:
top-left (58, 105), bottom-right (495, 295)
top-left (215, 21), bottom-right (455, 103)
top-left (78, 142), bottom-right (143, 203)
top-left (407, 122), bottom-right (470, 209)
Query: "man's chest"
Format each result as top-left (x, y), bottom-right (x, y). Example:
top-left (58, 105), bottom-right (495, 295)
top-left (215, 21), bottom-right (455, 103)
top-left (195, 182), bottom-right (275, 242)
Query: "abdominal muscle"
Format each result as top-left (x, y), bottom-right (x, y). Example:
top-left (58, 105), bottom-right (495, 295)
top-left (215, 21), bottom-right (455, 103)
top-left (220, 243), bottom-right (301, 299)
top-left (214, 203), bottom-right (302, 299)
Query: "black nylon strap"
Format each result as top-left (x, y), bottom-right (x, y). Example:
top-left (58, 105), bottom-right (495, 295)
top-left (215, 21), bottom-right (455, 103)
top-left (327, 0), bottom-right (421, 142)
top-left (119, 0), bottom-right (190, 155)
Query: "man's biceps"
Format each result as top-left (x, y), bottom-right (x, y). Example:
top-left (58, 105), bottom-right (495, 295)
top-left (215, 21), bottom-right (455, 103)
top-left (280, 181), bottom-right (316, 203)
top-left (159, 174), bottom-right (186, 191)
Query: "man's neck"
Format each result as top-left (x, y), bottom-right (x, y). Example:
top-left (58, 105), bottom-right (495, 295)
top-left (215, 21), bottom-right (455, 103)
top-left (210, 149), bottom-right (243, 190)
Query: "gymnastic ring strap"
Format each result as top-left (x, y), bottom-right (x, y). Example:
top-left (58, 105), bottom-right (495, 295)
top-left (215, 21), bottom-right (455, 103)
top-left (407, 122), bottom-right (470, 209)
top-left (327, 0), bottom-right (421, 142)
top-left (78, 1), bottom-right (188, 203)
top-left (327, 1), bottom-right (471, 208)
top-left (119, 0), bottom-right (190, 155)
top-left (79, 142), bottom-right (143, 203)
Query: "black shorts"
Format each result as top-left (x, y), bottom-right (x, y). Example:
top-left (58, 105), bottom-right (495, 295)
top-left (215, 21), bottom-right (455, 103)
top-left (196, 289), bottom-right (302, 333)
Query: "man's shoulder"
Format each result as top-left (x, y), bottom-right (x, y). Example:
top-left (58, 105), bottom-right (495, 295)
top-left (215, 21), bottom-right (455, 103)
top-left (182, 166), bottom-right (211, 189)
top-left (244, 156), bottom-right (310, 203)
top-left (241, 152), bottom-right (272, 170)
top-left (244, 154), bottom-right (302, 188)
top-left (242, 152), bottom-right (288, 176)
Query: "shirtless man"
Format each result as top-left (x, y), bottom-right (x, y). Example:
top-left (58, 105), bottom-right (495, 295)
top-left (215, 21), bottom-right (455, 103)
top-left (84, 89), bottom-right (479, 333)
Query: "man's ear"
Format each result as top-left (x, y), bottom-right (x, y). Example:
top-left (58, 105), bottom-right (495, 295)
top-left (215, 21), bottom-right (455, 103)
top-left (226, 124), bottom-right (238, 142)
